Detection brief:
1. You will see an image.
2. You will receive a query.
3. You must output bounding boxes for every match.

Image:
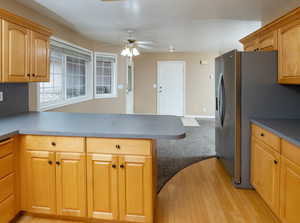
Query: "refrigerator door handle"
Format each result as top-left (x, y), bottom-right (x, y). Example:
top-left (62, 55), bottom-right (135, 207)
top-left (218, 73), bottom-right (225, 127)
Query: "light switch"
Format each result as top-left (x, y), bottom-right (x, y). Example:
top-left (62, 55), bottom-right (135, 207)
top-left (0, 91), bottom-right (3, 102)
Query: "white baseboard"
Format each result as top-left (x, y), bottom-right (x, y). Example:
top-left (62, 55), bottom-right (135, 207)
top-left (184, 115), bottom-right (215, 119)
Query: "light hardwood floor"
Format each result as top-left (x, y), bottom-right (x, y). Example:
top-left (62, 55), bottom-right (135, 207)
top-left (14, 158), bottom-right (279, 223)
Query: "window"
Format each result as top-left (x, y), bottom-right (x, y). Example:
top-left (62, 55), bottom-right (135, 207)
top-left (94, 53), bottom-right (117, 98)
top-left (38, 38), bottom-right (93, 111)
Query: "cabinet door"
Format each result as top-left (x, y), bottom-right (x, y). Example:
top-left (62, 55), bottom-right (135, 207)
top-left (244, 39), bottom-right (259, 51)
top-left (87, 154), bottom-right (118, 220)
top-left (26, 151), bottom-right (56, 215)
top-left (2, 20), bottom-right (30, 82)
top-left (251, 139), bottom-right (280, 215)
top-left (119, 155), bottom-right (153, 223)
top-left (31, 31), bottom-right (50, 82)
top-left (56, 152), bottom-right (86, 217)
top-left (280, 157), bottom-right (300, 223)
top-left (278, 19), bottom-right (300, 84)
top-left (258, 30), bottom-right (278, 51)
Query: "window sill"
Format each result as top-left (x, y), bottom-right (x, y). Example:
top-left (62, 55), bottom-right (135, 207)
top-left (94, 94), bottom-right (118, 99)
top-left (38, 95), bottom-right (93, 112)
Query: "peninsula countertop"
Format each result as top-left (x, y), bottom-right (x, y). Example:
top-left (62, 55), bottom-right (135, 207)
top-left (251, 119), bottom-right (300, 148)
top-left (0, 112), bottom-right (186, 141)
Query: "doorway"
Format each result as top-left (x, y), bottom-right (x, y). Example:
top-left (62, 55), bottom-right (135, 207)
top-left (157, 61), bottom-right (185, 116)
top-left (126, 59), bottom-right (134, 114)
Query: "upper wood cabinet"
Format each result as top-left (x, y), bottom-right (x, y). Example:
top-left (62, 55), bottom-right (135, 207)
top-left (2, 20), bottom-right (31, 82)
top-left (0, 9), bottom-right (52, 83)
top-left (278, 19), bottom-right (300, 84)
top-left (240, 7), bottom-right (300, 84)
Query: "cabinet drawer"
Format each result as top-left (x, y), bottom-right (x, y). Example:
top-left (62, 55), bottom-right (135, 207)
top-left (252, 125), bottom-right (280, 152)
top-left (0, 138), bottom-right (14, 158)
top-left (22, 135), bottom-right (85, 152)
top-left (282, 139), bottom-right (300, 165)
top-left (0, 195), bottom-right (15, 223)
top-left (0, 174), bottom-right (14, 203)
top-left (0, 154), bottom-right (14, 179)
top-left (87, 138), bottom-right (152, 156)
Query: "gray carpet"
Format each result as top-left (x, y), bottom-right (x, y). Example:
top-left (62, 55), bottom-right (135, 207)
top-left (157, 118), bottom-right (216, 192)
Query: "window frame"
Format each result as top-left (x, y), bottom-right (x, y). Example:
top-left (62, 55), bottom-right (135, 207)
top-left (37, 37), bottom-right (93, 112)
top-left (94, 52), bottom-right (118, 99)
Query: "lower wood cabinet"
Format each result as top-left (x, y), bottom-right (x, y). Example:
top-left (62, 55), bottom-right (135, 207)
top-left (26, 150), bottom-right (86, 217)
top-left (251, 138), bottom-right (280, 215)
top-left (280, 155), bottom-right (300, 223)
top-left (87, 153), bottom-right (153, 223)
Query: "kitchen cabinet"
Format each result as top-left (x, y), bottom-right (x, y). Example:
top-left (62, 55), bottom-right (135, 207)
top-left (119, 155), bottom-right (153, 223)
top-left (2, 20), bottom-right (31, 82)
top-left (240, 7), bottom-right (300, 84)
top-left (258, 30), bottom-right (278, 51)
top-left (251, 124), bottom-right (300, 223)
top-left (87, 154), bottom-right (119, 220)
top-left (26, 150), bottom-right (56, 215)
top-left (31, 31), bottom-right (50, 82)
top-left (280, 157), bottom-right (300, 223)
top-left (251, 138), bottom-right (280, 215)
top-left (278, 20), bottom-right (300, 84)
top-left (0, 8), bottom-right (52, 83)
top-left (56, 152), bottom-right (86, 217)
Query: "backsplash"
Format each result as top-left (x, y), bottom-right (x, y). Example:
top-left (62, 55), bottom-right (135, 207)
top-left (0, 83), bottom-right (29, 117)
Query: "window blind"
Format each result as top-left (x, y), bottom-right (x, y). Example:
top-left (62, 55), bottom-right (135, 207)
top-left (50, 39), bottom-right (92, 62)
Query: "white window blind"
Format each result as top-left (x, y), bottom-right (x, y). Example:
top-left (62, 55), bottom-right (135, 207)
top-left (95, 53), bottom-right (117, 98)
top-left (39, 38), bottom-right (92, 111)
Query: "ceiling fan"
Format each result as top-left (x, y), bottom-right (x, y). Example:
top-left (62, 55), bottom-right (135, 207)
top-left (121, 30), bottom-right (154, 57)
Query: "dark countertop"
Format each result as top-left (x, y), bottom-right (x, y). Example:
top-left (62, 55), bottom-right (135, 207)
top-left (251, 119), bottom-right (300, 147)
top-left (0, 112), bottom-right (186, 141)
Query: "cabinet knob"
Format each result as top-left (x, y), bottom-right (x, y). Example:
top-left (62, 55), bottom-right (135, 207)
top-left (120, 164), bottom-right (125, 169)
top-left (116, 144), bottom-right (121, 150)
top-left (51, 142), bottom-right (56, 146)
top-left (260, 133), bottom-right (264, 137)
top-left (274, 160), bottom-right (278, 165)
top-left (112, 164), bottom-right (116, 168)
top-left (48, 160), bottom-right (52, 165)
top-left (27, 73), bottom-right (30, 77)
top-left (32, 73), bottom-right (36, 77)
top-left (56, 161), bottom-right (60, 166)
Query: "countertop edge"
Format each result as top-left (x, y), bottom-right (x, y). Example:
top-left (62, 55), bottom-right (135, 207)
top-left (250, 120), bottom-right (300, 148)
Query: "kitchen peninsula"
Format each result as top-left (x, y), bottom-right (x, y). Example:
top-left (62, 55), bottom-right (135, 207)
top-left (0, 112), bottom-right (185, 223)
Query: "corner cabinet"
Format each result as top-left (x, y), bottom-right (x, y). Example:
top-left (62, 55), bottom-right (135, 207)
top-left (251, 124), bottom-right (300, 223)
top-left (240, 7), bottom-right (300, 84)
top-left (0, 9), bottom-right (52, 83)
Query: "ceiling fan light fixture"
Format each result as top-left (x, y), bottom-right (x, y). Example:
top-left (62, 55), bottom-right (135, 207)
top-left (132, 47), bottom-right (140, 56)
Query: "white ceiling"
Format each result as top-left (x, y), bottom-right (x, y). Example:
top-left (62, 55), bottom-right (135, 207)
top-left (16, 0), bottom-right (286, 52)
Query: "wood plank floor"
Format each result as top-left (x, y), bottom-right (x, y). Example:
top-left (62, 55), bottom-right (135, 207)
top-left (14, 158), bottom-right (279, 223)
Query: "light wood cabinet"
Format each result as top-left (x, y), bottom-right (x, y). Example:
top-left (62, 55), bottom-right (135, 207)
top-left (251, 138), bottom-right (280, 215)
top-left (240, 7), bottom-right (300, 84)
top-left (258, 30), bottom-right (278, 51)
top-left (119, 155), bottom-right (153, 223)
top-left (87, 154), bottom-right (119, 220)
top-left (26, 150), bottom-right (56, 215)
top-left (0, 9), bottom-right (52, 83)
top-left (2, 20), bottom-right (31, 82)
top-left (31, 31), bottom-right (50, 82)
top-left (278, 19), bottom-right (300, 84)
top-left (56, 152), bottom-right (86, 217)
top-left (280, 157), bottom-right (300, 223)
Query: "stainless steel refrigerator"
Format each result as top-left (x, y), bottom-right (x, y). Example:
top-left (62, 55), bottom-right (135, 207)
top-left (215, 50), bottom-right (300, 188)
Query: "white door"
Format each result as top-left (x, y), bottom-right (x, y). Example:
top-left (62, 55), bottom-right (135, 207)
top-left (126, 59), bottom-right (134, 114)
top-left (157, 61), bottom-right (185, 116)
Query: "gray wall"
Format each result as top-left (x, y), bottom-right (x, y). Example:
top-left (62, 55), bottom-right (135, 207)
top-left (0, 84), bottom-right (29, 117)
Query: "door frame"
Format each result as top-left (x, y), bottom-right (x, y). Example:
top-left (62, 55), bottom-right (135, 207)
top-left (156, 61), bottom-right (186, 116)
top-left (126, 58), bottom-right (134, 114)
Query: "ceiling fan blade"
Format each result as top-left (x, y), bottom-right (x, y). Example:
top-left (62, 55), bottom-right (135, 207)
top-left (138, 44), bottom-right (153, 49)
top-left (136, 41), bottom-right (154, 45)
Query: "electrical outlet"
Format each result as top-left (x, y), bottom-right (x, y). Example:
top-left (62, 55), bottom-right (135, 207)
top-left (0, 91), bottom-right (3, 102)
